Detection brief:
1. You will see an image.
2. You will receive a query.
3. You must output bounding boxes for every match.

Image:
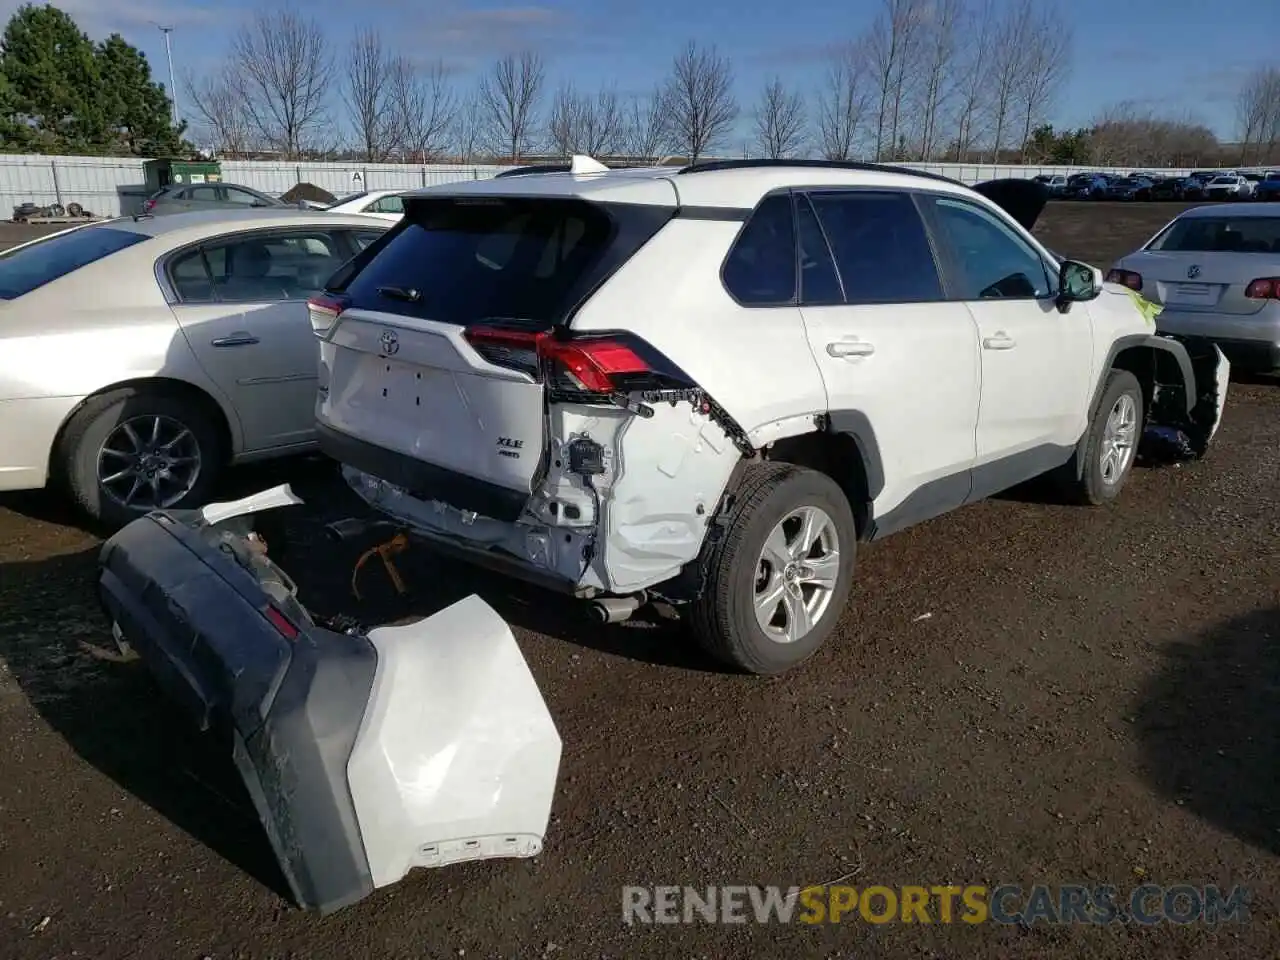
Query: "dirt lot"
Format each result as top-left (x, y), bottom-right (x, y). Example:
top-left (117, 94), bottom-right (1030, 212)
top-left (2, 201), bottom-right (1278, 959)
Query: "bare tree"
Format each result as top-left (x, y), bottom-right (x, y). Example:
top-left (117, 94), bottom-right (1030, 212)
top-left (950, 0), bottom-right (996, 160)
top-left (390, 58), bottom-right (457, 162)
top-left (912, 0), bottom-right (962, 160)
top-left (753, 77), bottom-right (807, 159)
top-left (477, 51), bottom-right (546, 162)
top-left (184, 66), bottom-right (252, 157)
top-left (987, 0), bottom-right (1036, 161)
top-left (342, 29), bottom-right (397, 161)
top-left (548, 84), bottom-right (624, 156)
top-left (661, 41), bottom-right (739, 163)
top-left (227, 8), bottom-right (334, 159)
top-left (622, 87), bottom-right (669, 160)
top-left (816, 42), bottom-right (871, 160)
top-left (1089, 101), bottom-right (1220, 167)
top-left (1236, 66), bottom-right (1280, 165)
top-left (866, 0), bottom-right (924, 160)
top-left (1014, 6), bottom-right (1072, 160)
top-left (452, 89), bottom-right (484, 162)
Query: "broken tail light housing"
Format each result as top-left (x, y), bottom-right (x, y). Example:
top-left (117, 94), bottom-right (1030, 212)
top-left (1105, 268), bottom-right (1143, 291)
top-left (307, 293), bottom-right (350, 338)
top-left (1244, 277), bottom-right (1280, 300)
top-left (464, 326), bottom-right (675, 394)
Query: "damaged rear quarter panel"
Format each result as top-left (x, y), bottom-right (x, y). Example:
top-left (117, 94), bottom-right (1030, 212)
top-left (562, 214), bottom-right (830, 594)
top-left (543, 401), bottom-right (739, 594)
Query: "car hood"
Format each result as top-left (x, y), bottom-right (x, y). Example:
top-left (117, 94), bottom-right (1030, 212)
top-left (971, 178), bottom-right (1049, 232)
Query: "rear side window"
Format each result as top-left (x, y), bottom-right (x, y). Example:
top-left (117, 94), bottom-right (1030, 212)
top-left (1149, 217), bottom-right (1280, 253)
top-left (722, 193), bottom-right (796, 305)
top-left (808, 191), bottom-right (943, 304)
top-left (0, 226), bottom-right (147, 299)
top-left (338, 197), bottom-right (668, 326)
top-left (367, 194), bottom-right (405, 214)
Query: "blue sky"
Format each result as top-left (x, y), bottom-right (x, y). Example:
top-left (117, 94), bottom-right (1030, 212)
top-left (2, 0), bottom-right (1271, 145)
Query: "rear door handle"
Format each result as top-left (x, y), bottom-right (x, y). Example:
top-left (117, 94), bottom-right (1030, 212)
top-left (211, 333), bottom-right (260, 347)
top-left (826, 340), bottom-right (876, 358)
top-left (982, 332), bottom-right (1016, 350)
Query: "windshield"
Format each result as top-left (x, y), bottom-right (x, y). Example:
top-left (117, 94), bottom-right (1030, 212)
top-left (1149, 217), bottom-right (1280, 253)
top-left (0, 225), bottom-right (148, 299)
top-left (1210, 177), bottom-right (1235, 184)
top-left (325, 191), bottom-right (368, 209)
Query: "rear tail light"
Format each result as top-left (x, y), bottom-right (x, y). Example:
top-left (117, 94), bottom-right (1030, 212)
top-left (263, 604), bottom-right (299, 640)
top-left (464, 326), bottom-right (662, 393)
top-left (142, 199), bottom-right (156, 212)
top-left (1105, 268), bottom-right (1143, 291)
top-left (307, 293), bottom-right (349, 337)
top-left (1245, 277), bottom-right (1280, 300)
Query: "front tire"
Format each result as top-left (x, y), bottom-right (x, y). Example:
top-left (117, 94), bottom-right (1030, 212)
top-left (55, 387), bottom-right (223, 528)
top-left (689, 463), bottom-right (857, 675)
top-left (1062, 369), bottom-right (1144, 506)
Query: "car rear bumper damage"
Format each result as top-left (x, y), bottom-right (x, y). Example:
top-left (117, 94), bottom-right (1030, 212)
top-left (96, 485), bottom-right (562, 914)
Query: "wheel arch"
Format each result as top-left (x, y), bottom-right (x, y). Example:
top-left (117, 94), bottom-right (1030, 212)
top-left (760, 414), bottom-right (884, 540)
top-left (48, 376), bottom-right (239, 482)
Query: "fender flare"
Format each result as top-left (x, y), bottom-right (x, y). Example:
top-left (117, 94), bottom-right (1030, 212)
top-left (822, 410), bottom-right (886, 501)
top-left (1089, 333), bottom-right (1198, 421)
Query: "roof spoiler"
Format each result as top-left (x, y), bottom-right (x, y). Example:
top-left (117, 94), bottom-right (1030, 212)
top-left (972, 178), bottom-right (1050, 232)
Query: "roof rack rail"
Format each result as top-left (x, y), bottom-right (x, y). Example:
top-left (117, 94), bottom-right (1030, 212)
top-left (676, 158), bottom-right (963, 187)
top-left (494, 163), bottom-right (572, 178)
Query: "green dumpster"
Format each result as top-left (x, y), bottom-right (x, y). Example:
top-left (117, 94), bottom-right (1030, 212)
top-left (143, 158), bottom-right (224, 192)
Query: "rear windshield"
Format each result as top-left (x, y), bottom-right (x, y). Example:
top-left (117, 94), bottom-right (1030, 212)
top-left (1148, 217), bottom-right (1280, 253)
top-left (0, 225), bottom-right (148, 299)
top-left (337, 196), bottom-right (668, 326)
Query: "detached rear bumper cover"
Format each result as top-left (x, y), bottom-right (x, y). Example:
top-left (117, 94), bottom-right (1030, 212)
top-left (97, 486), bottom-right (561, 914)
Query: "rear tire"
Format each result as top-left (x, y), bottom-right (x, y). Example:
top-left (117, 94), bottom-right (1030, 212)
top-left (1061, 369), bottom-right (1144, 506)
top-left (689, 463), bottom-right (857, 675)
top-left (55, 386), bottom-right (223, 528)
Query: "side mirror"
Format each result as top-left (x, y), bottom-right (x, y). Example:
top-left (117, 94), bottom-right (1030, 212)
top-left (1057, 259), bottom-right (1103, 311)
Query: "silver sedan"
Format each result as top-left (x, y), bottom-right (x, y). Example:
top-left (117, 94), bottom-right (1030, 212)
top-left (1107, 203), bottom-right (1280, 372)
top-left (0, 209), bottom-right (391, 525)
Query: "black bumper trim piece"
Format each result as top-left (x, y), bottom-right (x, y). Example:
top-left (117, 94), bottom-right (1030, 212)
top-left (317, 422), bottom-right (531, 523)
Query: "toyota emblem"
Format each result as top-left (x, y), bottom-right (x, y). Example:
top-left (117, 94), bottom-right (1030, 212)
top-left (380, 329), bottom-right (399, 355)
top-left (1186, 264), bottom-right (1201, 279)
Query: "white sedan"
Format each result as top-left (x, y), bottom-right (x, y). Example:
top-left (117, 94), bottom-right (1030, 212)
top-left (322, 189), bottom-right (409, 221)
top-left (0, 209), bottom-right (391, 525)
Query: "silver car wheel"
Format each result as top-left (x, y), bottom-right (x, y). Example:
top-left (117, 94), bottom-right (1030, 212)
top-left (1100, 393), bottom-right (1138, 485)
top-left (753, 505), bottom-right (840, 644)
top-left (98, 414), bottom-right (203, 510)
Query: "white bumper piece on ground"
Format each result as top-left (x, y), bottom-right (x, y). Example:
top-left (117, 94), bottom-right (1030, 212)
top-left (98, 485), bottom-right (562, 914)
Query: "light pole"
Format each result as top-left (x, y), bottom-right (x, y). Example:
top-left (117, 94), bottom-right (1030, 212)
top-left (157, 25), bottom-right (178, 126)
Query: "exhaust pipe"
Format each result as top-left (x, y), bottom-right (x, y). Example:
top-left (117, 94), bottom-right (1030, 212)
top-left (591, 593), bottom-right (645, 624)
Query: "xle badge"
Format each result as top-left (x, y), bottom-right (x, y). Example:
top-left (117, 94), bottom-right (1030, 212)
top-left (497, 437), bottom-right (523, 459)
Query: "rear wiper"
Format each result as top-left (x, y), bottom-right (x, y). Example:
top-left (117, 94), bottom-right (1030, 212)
top-left (377, 285), bottom-right (421, 302)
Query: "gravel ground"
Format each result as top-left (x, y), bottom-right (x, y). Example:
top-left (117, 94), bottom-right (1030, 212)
top-left (1, 201), bottom-right (1278, 959)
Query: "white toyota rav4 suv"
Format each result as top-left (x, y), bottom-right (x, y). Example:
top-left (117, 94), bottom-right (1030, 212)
top-left (307, 159), bottom-right (1229, 675)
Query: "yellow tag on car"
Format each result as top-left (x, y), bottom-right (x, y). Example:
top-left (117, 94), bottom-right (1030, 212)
top-left (1123, 286), bottom-right (1163, 326)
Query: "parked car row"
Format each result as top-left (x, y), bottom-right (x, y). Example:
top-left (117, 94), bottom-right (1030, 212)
top-left (141, 182), bottom-right (413, 220)
top-left (1035, 170), bottom-right (1280, 202)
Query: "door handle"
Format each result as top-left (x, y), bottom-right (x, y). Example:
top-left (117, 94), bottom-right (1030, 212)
top-left (826, 340), bottom-right (876, 358)
top-left (211, 333), bottom-right (260, 347)
top-left (982, 332), bottom-right (1016, 350)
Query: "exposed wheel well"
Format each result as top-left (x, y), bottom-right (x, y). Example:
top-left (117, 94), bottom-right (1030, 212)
top-left (762, 430), bottom-right (872, 537)
top-left (1108, 345), bottom-right (1189, 424)
top-left (48, 377), bottom-right (234, 482)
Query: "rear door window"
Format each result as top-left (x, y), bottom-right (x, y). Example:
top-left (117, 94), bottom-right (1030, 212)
top-left (806, 190), bottom-right (944, 304)
top-left (0, 226), bottom-right (147, 299)
top-left (1149, 217), bottom-right (1280, 253)
top-left (338, 197), bottom-right (665, 326)
top-left (170, 231), bottom-right (348, 303)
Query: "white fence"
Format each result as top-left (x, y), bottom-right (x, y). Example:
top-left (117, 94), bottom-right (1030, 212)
top-left (0, 153), bottom-right (1228, 219)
